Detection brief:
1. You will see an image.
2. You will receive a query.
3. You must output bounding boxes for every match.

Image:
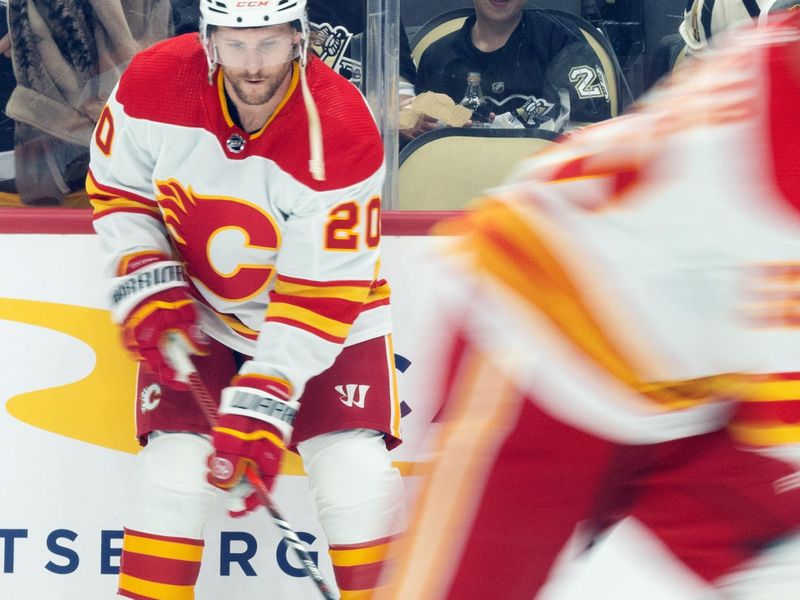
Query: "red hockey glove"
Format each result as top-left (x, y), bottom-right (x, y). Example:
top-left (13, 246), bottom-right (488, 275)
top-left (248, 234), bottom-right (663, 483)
top-left (208, 376), bottom-right (298, 517)
top-left (111, 255), bottom-right (210, 389)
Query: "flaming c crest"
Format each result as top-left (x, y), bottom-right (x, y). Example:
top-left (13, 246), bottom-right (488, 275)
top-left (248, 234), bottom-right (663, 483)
top-left (156, 179), bottom-right (281, 302)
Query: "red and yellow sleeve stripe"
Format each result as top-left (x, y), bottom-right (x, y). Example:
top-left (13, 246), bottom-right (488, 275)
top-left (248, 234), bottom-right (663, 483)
top-left (265, 274), bottom-right (374, 344)
top-left (87, 169), bottom-right (160, 220)
top-left (729, 372), bottom-right (800, 446)
top-left (437, 200), bottom-right (735, 411)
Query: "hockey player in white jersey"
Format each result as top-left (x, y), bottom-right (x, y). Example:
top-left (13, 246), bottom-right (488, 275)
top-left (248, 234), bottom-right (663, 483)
top-left (88, 1), bottom-right (405, 598)
top-left (378, 11), bottom-right (800, 600)
top-left (680, 0), bottom-right (800, 54)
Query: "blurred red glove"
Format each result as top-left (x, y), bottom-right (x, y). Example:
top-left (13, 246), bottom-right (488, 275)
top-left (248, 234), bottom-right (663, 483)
top-left (111, 254), bottom-right (209, 389)
top-left (208, 376), bottom-right (298, 517)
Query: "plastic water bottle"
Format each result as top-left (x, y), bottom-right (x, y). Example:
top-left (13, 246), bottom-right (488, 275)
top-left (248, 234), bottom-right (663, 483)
top-left (459, 72), bottom-right (490, 128)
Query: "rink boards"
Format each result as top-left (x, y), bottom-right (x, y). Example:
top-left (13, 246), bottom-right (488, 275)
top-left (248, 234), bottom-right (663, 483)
top-left (0, 209), bottom-right (712, 600)
top-left (0, 209), bottom-right (452, 600)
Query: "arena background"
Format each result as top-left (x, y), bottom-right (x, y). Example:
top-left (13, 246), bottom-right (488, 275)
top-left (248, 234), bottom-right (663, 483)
top-left (0, 209), bottom-right (718, 599)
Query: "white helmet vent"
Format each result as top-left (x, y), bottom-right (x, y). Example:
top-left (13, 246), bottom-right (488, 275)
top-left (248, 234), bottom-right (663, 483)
top-left (200, 0), bottom-right (304, 27)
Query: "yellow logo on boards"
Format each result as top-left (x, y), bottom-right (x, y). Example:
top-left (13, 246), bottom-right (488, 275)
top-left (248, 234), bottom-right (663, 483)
top-left (0, 298), bottom-right (418, 476)
top-left (0, 297), bottom-right (140, 454)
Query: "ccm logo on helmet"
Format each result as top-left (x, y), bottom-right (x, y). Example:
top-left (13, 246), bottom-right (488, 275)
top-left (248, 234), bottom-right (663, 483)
top-left (236, 1), bottom-right (269, 6)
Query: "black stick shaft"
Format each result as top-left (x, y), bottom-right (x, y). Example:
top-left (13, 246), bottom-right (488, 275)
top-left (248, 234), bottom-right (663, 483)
top-left (182, 369), bottom-right (338, 600)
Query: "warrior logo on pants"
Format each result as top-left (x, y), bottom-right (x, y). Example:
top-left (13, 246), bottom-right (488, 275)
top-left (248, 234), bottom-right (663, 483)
top-left (336, 384), bottom-right (369, 408)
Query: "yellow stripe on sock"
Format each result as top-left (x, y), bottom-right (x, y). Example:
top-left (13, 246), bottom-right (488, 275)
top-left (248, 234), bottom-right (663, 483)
top-left (123, 534), bottom-right (204, 562)
top-left (329, 542), bottom-right (391, 567)
top-left (119, 573), bottom-right (195, 600)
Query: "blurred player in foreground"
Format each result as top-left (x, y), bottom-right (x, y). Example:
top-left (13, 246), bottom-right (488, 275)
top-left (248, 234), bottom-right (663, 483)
top-left (378, 11), bottom-right (800, 600)
top-left (88, 0), bottom-right (405, 597)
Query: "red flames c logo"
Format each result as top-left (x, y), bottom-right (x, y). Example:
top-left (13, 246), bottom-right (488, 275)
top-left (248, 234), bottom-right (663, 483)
top-left (156, 179), bottom-right (281, 302)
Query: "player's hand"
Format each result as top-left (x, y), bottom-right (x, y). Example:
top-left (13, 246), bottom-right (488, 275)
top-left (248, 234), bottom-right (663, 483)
top-left (111, 255), bottom-right (210, 389)
top-left (208, 413), bottom-right (285, 516)
top-left (123, 287), bottom-right (209, 388)
top-left (208, 377), bottom-right (298, 517)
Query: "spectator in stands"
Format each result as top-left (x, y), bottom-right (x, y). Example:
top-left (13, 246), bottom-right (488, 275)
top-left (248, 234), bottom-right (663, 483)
top-left (643, 0), bottom-right (799, 89)
top-left (680, 0), bottom-right (800, 54)
top-left (413, 0), bottom-right (613, 134)
top-left (4, 0), bottom-right (172, 206)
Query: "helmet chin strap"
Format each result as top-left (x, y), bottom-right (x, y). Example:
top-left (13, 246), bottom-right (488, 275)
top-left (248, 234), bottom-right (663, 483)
top-left (298, 17), bottom-right (326, 181)
top-left (200, 28), bottom-right (218, 85)
top-left (207, 52), bottom-right (219, 86)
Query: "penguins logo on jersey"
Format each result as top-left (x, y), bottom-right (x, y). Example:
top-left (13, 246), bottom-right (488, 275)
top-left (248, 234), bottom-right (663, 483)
top-left (310, 21), bottom-right (362, 85)
top-left (518, 96), bottom-right (557, 126)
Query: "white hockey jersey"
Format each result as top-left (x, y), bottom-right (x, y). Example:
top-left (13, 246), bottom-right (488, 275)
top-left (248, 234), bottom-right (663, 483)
top-left (680, 0), bottom-right (800, 53)
top-left (88, 34), bottom-right (390, 400)
top-left (432, 14), bottom-right (800, 446)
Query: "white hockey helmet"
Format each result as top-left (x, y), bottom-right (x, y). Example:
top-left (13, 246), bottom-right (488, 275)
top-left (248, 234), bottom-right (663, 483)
top-left (199, 0), bottom-right (306, 29)
top-left (200, 0), bottom-right (309, 65)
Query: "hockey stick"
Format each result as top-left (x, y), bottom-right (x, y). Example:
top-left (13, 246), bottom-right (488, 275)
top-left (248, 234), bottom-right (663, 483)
top-left (163, 337), bottom-right (339, 600)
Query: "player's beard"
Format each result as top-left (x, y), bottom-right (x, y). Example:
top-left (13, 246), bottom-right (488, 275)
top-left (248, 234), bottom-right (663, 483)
top-left (225, 60), bottom-right (294, 107)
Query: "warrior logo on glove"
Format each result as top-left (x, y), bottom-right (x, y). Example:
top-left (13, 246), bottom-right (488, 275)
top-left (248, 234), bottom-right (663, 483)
top-left (110, 252), bottom-right (211, 390)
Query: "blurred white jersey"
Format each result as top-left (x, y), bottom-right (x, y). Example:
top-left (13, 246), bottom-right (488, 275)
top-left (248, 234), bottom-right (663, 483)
top-left (433, 14), bottom-right (800, 445)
